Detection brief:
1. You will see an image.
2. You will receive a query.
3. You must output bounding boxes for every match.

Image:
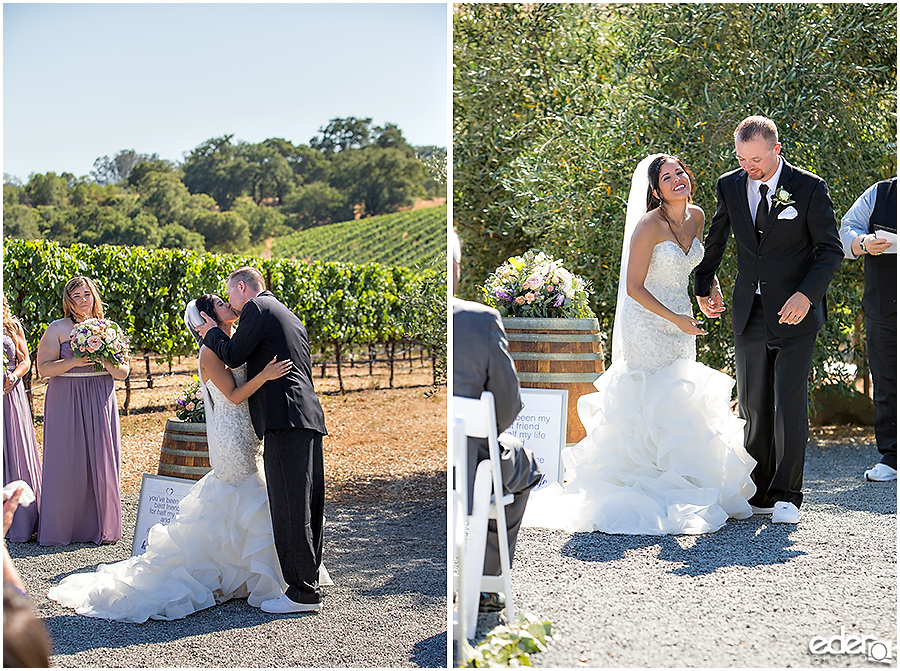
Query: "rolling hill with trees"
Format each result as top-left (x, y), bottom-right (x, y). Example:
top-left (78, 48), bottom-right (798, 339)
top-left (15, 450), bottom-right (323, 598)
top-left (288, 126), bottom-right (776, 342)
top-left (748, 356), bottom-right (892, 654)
top-left (3, 117), bottom-right (446, 256)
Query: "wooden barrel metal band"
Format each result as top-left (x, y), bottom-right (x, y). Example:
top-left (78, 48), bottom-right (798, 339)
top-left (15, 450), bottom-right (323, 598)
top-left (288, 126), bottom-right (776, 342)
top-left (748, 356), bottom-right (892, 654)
top-left (158, 419), bottom-right (211, 481)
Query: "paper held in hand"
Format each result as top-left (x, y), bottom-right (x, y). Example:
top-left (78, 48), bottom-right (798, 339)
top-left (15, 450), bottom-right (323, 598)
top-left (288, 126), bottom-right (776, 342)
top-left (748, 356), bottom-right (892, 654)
top-left (874, 229), bottom-right (897, 254)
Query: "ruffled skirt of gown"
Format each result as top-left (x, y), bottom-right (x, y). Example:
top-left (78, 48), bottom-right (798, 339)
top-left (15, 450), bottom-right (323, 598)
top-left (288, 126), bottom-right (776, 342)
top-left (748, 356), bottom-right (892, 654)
top-left (48, 469), bottom-right (332, 623)
top-left (523, 359), bottom-right (757, 535)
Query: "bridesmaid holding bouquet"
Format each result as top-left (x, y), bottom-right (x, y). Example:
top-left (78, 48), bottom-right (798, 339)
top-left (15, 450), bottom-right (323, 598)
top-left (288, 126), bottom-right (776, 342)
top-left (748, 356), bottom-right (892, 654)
top-left (36, 277), bottom-right (130, 546)
top-left (2, 293), bottom-right (42, 542)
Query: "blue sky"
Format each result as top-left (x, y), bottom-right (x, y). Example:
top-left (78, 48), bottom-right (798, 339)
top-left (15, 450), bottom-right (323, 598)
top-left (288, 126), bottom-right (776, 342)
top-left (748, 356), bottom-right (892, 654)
top-left (3, 3), bottom-right (447, 182)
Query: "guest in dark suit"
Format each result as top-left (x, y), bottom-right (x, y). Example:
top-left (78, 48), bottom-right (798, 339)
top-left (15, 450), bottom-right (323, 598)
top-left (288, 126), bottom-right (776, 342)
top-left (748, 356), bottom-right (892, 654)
top-left (694, 116), bottom-right (843, 524)
top-left (197, 266), bottom-right (327, 614)
top-left (839, 177), bottom-right (897, 482)
top-left (452, 231), bottom-right (541, 612)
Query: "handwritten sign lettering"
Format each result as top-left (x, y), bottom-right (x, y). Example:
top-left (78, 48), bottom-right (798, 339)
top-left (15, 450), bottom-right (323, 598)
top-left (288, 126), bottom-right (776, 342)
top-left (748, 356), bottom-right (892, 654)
top-left (505, 389), bottom-right (567, 490)
top-left (132, 474), bottom-right (196, 556)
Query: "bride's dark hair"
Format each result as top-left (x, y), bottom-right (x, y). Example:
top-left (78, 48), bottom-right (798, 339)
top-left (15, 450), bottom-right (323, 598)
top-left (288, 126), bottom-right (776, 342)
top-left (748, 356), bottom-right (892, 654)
top-left (185, 294), bottom-right (221, 345)
top-left (646, 155), bottom-right (696, 211)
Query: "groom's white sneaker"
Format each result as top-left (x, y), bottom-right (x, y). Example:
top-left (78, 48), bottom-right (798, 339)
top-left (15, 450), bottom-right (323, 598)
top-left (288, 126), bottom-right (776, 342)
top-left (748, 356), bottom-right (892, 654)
top-left (261, 593), bottom-right (321, 614)
top-left (750, 505), bottom-right (775, 515)
top-left (772, 502), bottom-right (800, 524)
top-left (865, 463), bottom-right (897, 482)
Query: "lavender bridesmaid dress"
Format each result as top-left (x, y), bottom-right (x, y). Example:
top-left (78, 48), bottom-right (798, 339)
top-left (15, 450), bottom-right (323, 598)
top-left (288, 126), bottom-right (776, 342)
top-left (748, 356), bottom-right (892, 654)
top-left (37, 339), bottom-right (122, 546)
top-left (3, 333), bottom-right (42, 542)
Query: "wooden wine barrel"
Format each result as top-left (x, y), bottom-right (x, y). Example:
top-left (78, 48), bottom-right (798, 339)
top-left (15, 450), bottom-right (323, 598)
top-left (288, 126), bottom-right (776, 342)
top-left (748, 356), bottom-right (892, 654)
top-left (502, 317), bottom-right (605, 444)
top-left (158, 419), bottom-right (211, 480)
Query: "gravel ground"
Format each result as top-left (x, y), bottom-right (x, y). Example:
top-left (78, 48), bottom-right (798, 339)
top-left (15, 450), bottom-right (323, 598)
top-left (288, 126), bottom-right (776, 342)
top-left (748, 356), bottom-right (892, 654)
top-left (10, 495), bottom-right (447, 668)
top-left (470, 437), bottom-right (896, 668)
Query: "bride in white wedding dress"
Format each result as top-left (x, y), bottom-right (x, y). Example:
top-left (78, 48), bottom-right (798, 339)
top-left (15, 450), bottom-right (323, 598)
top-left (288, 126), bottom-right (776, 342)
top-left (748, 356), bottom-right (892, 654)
top-left (48, 295), bottom-right (331, 622)
top-left (524, 154), bottom-right (756, 535)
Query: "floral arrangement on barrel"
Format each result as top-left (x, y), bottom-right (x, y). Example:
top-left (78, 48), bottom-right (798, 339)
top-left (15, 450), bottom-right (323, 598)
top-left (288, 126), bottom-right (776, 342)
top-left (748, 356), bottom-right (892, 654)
top-left (482, 250), bottom-right (595, 318)
top-left (174, 376), bottom-right (205, 423)
top-left (69, 318), bottom-right (130, 372)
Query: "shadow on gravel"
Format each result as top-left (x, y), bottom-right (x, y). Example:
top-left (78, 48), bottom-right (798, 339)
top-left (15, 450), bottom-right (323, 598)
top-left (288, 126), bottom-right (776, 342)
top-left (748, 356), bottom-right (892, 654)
top-left (805, 444), bottom-right (898, 515)
top-left (808, 480), bottom-right (897, 515)
top-left (657, 522), bottom-right (805, 576)
top-left (326, 498), bottom-right (446, 603)
top-left (412, 632), bottom-right (447, 667)
top-left (42, 599), bottom-right (280, 655)
top-left (24, 497), bottom-right (447, 665)
top-left (560, 519), bottom-right (806, 577)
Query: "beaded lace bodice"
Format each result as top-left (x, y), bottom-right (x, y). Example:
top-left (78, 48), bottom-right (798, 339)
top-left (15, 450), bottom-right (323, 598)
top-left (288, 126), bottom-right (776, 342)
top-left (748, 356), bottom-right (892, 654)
top-left (620, 238), bottom-right (704, 374)
top-left (204, 363), bottom-right (264, 487)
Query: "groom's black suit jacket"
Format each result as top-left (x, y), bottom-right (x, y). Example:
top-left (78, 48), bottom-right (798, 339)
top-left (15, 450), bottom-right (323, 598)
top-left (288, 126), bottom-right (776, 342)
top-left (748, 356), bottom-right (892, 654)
top-left (694, 159), bottom-right (843, 337)
top-left (203, 291), bottom-right (327, 439)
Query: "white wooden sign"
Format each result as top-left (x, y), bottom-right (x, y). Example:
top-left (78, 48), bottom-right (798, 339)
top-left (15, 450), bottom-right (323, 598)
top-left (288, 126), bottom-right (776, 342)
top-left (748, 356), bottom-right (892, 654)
top-left (505, 388), bottom-right (568, 490)
top-left (132, 473), bottom-right (196, 556)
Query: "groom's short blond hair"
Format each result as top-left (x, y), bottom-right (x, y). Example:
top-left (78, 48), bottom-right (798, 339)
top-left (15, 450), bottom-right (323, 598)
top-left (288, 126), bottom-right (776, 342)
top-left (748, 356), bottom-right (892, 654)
top-left (735, 116), bottom-right (779, 147)
top-left (228, 266), bottom-right (264, 292)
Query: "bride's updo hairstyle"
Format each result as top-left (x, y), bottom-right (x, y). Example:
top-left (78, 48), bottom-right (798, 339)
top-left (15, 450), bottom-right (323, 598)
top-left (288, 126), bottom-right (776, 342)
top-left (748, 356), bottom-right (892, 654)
top-left (184, 295), bottom-right (220, 346)
top-left (646, 155), bottom-right (696, 211)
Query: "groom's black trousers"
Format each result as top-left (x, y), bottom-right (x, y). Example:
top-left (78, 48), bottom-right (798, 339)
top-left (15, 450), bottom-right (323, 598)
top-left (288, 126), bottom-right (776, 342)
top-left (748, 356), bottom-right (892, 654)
top-left (263, 427), bottom-right (324, 604)
top-left (735, 296), bottom-right (817, 509)
top-left (867, 313), bottom-right (897, 469)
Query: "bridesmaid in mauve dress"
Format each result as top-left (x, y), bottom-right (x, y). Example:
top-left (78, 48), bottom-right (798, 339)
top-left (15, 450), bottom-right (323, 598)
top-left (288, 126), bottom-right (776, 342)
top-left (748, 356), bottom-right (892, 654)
top-left (2, 294), bottom-right (42, 542)
top-left (36, 277), bottom-right (130, 546)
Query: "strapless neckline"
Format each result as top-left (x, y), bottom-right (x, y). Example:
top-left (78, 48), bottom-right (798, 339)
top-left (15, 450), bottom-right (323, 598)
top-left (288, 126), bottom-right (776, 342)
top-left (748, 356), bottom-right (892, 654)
top-left (656, 237), bottom-right (700, 256)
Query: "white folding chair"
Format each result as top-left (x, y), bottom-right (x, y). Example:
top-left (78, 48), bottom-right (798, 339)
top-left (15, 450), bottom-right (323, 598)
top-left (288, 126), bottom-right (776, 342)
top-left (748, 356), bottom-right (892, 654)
top-left (452, 391), bottom-right (516, 640)
top-left (451, 415), bottom-right (468, 652)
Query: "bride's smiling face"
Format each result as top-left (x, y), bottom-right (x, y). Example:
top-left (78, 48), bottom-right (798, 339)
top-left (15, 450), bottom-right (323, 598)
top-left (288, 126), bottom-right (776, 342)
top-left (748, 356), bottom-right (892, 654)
top-left (656, 160), bottom-right (691, 202)
top-left (211, 296), bottom-right (239, 325)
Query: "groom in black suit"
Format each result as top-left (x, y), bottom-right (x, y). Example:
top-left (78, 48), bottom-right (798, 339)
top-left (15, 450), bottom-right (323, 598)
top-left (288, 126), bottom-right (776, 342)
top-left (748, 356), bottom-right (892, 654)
top-left (197, 266), bottom-right (327, 613)
top-left (694, 116), bottom-right (843, 524)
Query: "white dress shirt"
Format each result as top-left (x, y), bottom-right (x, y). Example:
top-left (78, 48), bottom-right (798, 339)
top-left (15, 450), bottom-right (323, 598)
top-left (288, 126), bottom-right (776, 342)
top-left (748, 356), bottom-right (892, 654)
top-left (747, 157), bottom-right (784, 233)
top-left (746, 157), bottom-right (784, 294)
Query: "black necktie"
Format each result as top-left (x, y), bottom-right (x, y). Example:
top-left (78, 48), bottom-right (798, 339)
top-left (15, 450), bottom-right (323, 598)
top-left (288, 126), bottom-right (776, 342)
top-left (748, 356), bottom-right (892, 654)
top-left (755, 184), bottom-right (769, 239)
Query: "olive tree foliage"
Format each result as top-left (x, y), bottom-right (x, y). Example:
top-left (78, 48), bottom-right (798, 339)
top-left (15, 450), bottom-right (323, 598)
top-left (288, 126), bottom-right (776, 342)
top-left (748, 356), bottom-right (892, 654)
top-left (454, 3), bottom-right (896, 385)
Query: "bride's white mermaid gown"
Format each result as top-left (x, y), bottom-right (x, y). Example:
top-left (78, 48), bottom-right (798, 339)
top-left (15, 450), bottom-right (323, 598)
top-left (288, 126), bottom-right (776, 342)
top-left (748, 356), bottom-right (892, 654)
top-left (48, 363), bottom-right (332, 622)
top-left (524, 239), bottom-right (757, 535)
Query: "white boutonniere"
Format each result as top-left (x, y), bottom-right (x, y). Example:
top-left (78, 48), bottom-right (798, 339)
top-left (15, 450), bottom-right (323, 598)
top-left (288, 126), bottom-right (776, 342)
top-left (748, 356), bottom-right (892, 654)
top-left (772, 186), bottom-right (795, 207)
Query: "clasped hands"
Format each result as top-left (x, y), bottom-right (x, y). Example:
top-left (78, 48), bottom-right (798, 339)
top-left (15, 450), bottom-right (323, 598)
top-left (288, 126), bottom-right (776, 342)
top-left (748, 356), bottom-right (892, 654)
top-left (696, 286), bottom-right (811, 325)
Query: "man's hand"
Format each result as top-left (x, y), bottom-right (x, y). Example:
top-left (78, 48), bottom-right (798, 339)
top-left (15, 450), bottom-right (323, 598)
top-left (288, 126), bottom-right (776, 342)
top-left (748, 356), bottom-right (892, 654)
top-left (696, 285), bottom-right (725, 319)
top-left (195, 312), bottom-right (218, 339)
top-left (778, 292), bottom-right (812, 325)
top-left (863, 234), bottom-right (891, 256)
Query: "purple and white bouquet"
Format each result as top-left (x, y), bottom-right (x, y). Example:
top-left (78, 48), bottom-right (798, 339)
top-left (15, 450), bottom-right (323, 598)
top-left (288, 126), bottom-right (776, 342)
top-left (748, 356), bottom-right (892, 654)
top-left (69, 318), bottom-right (130, 372)
top-left (481, 250), bottom-right (594, 318)
top-left (174, 376), bottom-right (205, 423)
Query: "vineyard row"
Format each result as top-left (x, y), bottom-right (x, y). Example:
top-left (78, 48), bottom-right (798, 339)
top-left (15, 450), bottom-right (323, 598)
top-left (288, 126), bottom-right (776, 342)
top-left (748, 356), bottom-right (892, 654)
top-left (3, 239), bottom-right (447, 369)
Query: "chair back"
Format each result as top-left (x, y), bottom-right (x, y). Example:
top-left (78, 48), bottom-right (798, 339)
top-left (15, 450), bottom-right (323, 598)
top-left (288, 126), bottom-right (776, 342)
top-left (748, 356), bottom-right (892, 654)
top-left (451, 391), bottom-right (515, 639)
